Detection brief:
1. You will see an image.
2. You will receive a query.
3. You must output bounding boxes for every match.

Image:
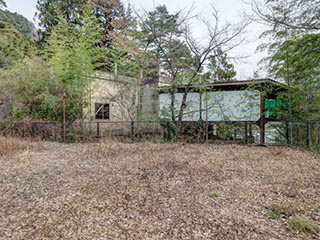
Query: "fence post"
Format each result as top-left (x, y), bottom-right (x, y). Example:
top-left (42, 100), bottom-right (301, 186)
top-left (306, 121), bottom-right (311, 150)
top-left (31, 122), bottom-right (35, 139)
top-left (131, 121), bottom-right (134, 141)
top-left (62, 92), bottom-right (67, 143)
top-left (96, 122), bottom-right (100, 139)
top-left (285, 121), bottom-right (289, 145)
top-left (244, 122), bottom-right (248, 144)
top-left (166, 122), bottom-right (170, 141)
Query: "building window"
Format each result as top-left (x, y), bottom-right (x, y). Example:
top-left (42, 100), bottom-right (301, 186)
top-left (95, 103), bottom-right (110, 120)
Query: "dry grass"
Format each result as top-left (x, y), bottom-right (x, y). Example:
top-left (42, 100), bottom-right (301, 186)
top-left (0, 136), bottom-right (45, 157)
top-left (0, 139), bottom-right (319, 239)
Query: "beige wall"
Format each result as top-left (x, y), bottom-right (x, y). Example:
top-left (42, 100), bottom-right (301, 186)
top-left (83, 72), bottom-right (140, 122)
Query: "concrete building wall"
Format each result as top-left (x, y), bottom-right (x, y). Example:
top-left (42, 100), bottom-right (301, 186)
top-left (83, 72), bottom-right (139, 122)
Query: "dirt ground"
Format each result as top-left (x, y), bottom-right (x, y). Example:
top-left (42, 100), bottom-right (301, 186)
top-left (0, 138), bottom-right (319, 239)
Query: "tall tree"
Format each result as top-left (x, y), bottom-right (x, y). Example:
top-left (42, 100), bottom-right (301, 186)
top-left (270, 33), bottom-right (320, 120)
top-left (208, 47), bottom-right (236, 82)
top-left (140, 5), bottom-right (192, 79)
top-left (36, 0), bottom-right (86, 38)
top-left (89, 0), bottom-right (130, 48)
top-left (140, 5), bottom-right (248, 123)
top-left (139, 5), bottom-right (197, 122)
top-left (46, 5), bottom-right (102, 121)
top-left (251, 0), bottom-right (320, 120)
top-left (36, 0), bottom-right (130, 46)
top-left (1, 4), bottom-right (102, 122)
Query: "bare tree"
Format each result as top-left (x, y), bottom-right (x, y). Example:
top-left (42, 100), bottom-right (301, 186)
top-left (137, 4), bottom-right (248, 123)
top-left (177, 5), bottom-right (249, 122)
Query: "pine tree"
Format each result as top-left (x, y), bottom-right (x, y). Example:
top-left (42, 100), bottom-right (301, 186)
top-left (208, 48), bottom-right (236, 82)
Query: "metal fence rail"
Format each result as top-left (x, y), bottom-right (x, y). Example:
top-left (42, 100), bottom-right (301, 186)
top-left (1, 120), bottom-right (320, 153)
top-left (0, 121), bottom-right (258, 143)
top-left (285, 121), bottom-right (320, 152)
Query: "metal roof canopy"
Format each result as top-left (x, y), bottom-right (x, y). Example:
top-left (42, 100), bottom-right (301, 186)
top-left (158, 78), bottom-right (287, 98)
top-left (158, 78), bottom-right (288, 146)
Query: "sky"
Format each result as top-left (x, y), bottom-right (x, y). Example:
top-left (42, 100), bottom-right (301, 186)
top-left (4, 0), bottom-right (268, 79)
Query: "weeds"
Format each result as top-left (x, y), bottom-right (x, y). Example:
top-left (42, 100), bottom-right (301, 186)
top-left (268, 203), bottom-right (294, 218)
top-left (266, 211), bottom-right (278, 220)
top-left (0, 136), bottom-right (28, 156)
top-left (0, 136), bottom-right (44, 157)
top-left (208, 191), bottom-right (219, 198)
top-left (288, 216), bottom-right (318, 234)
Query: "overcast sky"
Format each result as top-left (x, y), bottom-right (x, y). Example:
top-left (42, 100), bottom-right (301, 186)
top-left (5, 0), bottom-right (268, 79)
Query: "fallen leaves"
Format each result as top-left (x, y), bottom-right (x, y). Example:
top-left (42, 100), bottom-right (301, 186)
top-left (0, 141), bottom-right (319, 239)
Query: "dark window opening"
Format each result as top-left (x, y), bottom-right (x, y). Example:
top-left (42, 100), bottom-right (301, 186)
top-left (95, 103), bottom-right (110, 120)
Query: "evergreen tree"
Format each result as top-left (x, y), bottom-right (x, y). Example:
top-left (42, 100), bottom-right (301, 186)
top-left (208, 48), bottom-right (236, 82)
top-left (252, 0), bottom-right (320, 120)
top-left (1, 4), bottom-right (102, 122)
top-left (90, 0), bottom-right (130, 48)
top-left (0, 9), bottom-right (35, 68)
top-left (252, 0), bottom-right (320, 31)
top-left (36, 0), bottom-right (86, 39)
top-left (270, 33), bottom-right (320, 120)
top-left (36, 0), bottom-right (130, 47)
top-left (0, 9), bottom-right (34, 36)
top-left (141, 5), bottom-right (194, 79)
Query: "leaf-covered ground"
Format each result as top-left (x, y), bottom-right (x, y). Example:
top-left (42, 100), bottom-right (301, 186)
top-left (0, 139), bottom-right (319, 239)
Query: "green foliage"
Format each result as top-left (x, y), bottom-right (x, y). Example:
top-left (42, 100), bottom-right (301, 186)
top-left (288, 216), bottom-right (318, 234)
top-left (90, 0), bottom-right (129, 48)
top-left (36, 0), bottom-right (86, 38)
top-left (261, 0), bottom-right (320, 31)
top-left (0, 57), bottom-right (60, 121)
top-left (99, 16), bottom-right (156, 78)
top-left (0, 9), bottom-right (35, 68)
top-left (254, 0), bottom-right (320, 121)
top-left (141, 5), bottom-right (195, 79)
top-left (266, 211), bottom-right (278, 220)
top-left (208, 191), bottom-right (219, 198)
top-left (0, 21), bottom-right (34, 68)
top-left (0, 0), bottom-right (6, 8)
top-left (208, 48), bottom-right (236, 82)
top-left (0, 9), bottom-right (34, 36)
top-left (1, 4), bottom-right (102, 122)
top-left (143, 5), bottom-right (181, 43)
top-left (36, 0), bottom-right (130, 49)
top-left (270, 33), bottom-right (320, 120)
top-left (46, 5), bottom-right (102, 121)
